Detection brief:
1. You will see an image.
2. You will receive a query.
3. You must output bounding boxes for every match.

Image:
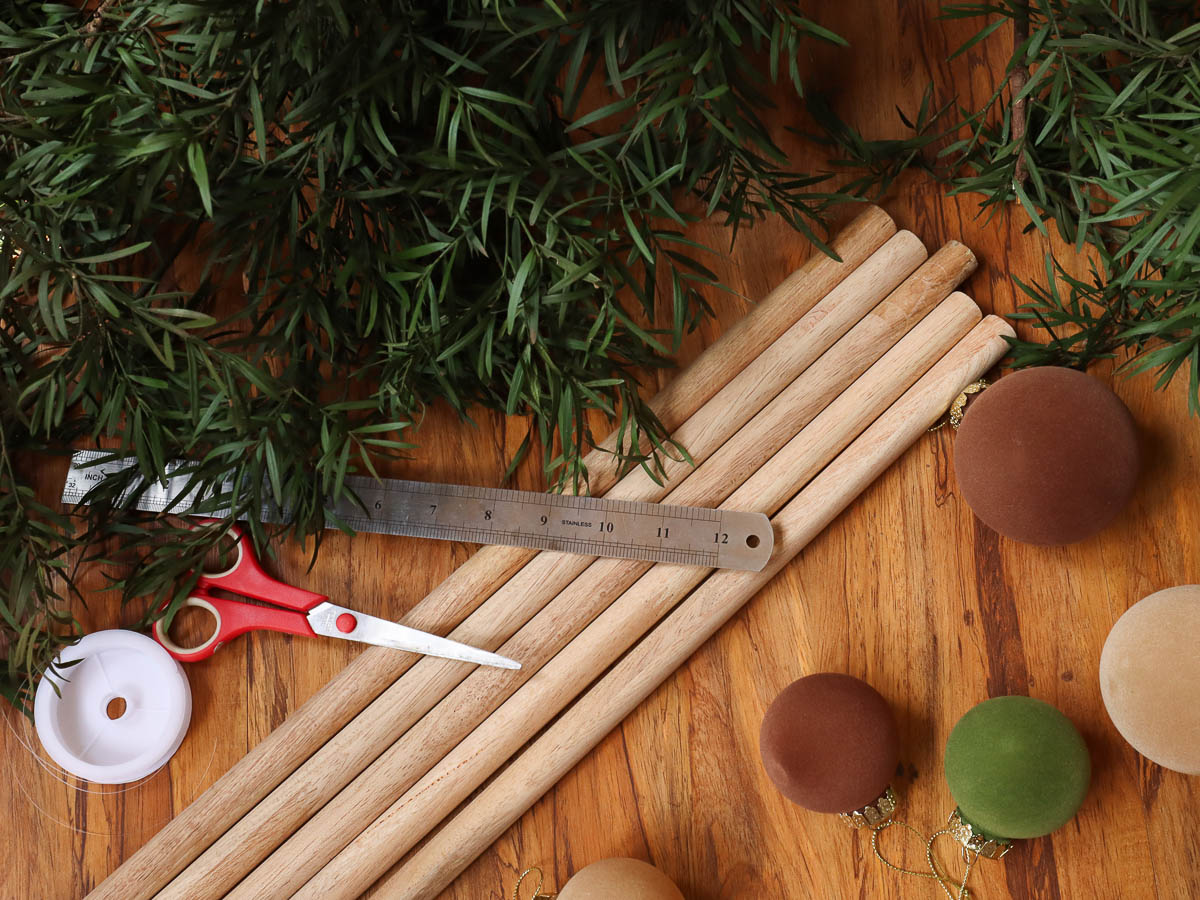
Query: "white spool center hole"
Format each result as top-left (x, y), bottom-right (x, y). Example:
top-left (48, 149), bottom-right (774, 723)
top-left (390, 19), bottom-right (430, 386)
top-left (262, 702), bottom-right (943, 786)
top-left (106, 696), bottom-right (127, 720)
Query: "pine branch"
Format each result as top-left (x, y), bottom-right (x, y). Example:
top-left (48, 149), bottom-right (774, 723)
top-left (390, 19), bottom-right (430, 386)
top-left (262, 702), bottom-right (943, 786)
top-left (0, 0), bottom-right (877, 704)
top-left (798, 1), bottom-right (1200, 416)
top-left (942, 0), bottom-right (1200, 408)
top-left (1008, 0), bottom-right (1029, 186)
top-left (83, 0), bottom-right (121, 40)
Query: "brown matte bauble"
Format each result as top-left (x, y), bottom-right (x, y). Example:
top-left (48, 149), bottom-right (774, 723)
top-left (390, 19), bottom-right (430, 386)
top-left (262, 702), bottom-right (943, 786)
top-left (758, 673), bottom-right (899, 814)
top-left (954, 366), bottom-right (1139, 545)
top-left (1100, 586), bottom-right (1200, 774)
top-left (557, 858), bottom-right (684, 900)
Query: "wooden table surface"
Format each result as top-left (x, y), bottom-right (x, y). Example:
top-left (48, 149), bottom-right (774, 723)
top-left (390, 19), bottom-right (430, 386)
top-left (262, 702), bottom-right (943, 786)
top-left (5, 3), bottom-right (1199, 898)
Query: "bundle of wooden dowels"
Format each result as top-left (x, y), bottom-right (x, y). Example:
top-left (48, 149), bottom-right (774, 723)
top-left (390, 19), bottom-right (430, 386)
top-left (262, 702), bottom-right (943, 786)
top-left (89, 206), bottom-right (1013, 900)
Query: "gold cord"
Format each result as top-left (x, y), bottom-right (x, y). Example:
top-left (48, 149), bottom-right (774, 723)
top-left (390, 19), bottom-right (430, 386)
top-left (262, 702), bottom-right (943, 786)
top-left (513, 818), bottom-right (980, 899)
top-left (872, 820), bottom-right (943, 880)
top-left (512, 866), bottom-right (556, 900)
top-left (871, 820), bottom-right (974, 899)
top-left (926, 828), bottom-right (978, 900)
top-left (928, 379), bottom-right (990, 432)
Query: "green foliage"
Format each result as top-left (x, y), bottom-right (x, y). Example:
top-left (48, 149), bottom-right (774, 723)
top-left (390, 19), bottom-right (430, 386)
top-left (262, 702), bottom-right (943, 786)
top-left (0, 444), bottom-right (82, 711)
top-left (0, 0), bottom-right (862, 707)
top-left (944, 0), bottom-right (1200, 411)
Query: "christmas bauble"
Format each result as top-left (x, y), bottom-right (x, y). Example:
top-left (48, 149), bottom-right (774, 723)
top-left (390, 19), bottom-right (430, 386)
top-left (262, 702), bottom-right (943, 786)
top-left (557, 858), bottom-right (684, 900)
top-left (1100, 585), bottom-right (1200, 774)
top-left (954, 366), bottom-right (1139, 545)
top-left (944, 696), bottom-right (1090, 840)
top-left (758, 673), bottom-right (899, 814)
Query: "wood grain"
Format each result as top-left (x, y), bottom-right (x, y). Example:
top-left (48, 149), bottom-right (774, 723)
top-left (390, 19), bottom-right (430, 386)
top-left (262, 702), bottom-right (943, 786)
top-left (4, 4), bottom-right (1200, 900)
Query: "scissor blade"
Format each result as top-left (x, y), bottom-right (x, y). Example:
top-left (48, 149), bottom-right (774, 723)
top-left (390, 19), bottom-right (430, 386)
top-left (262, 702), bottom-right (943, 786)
top-left (306, 602), bottom-right (520, 670)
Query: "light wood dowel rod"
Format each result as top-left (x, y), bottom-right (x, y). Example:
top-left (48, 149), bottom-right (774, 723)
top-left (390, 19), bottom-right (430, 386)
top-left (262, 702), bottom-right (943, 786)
top-left (366, 314), bottom-right (1015, 900)
top-left (292, 298), bottom-right (992, 900)
top-left (224, 245), bottom-right (968, 900)
top-left (87, 207), bottom-right (898, 900)
top-left (171, 230), bottom-right (930, 900)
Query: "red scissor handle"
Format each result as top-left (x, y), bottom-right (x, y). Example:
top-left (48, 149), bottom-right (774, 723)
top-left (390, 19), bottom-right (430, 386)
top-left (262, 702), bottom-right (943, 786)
top-left (152, 591), bottom-right (318, 662)
top-left (192, 518), bottom-right (326, 611)
top-left (150, 519), bottom-right (326, 663)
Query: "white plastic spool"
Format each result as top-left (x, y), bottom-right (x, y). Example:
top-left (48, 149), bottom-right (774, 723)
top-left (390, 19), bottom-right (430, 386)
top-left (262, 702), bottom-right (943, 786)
top-left (33, 630), bottom-right (191, 784)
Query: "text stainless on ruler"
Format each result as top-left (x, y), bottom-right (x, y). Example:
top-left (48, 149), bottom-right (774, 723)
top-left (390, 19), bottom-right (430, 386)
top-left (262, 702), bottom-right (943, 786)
top-left (61, 450), bottom-right (774, 571)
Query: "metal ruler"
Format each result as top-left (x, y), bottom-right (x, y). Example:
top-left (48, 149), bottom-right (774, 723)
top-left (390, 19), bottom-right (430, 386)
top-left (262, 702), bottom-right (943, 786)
top-left (61, 450), bottom-right (774, 571)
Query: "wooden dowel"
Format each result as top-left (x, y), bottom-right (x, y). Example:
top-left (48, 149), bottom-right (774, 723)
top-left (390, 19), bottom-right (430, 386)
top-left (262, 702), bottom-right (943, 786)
top-left (171, 230), bottom-right (931, 900)
top-left (366, 314), bottom-right (1015, 900)
top-left (590, 205), bottom-right (897, 467)
top-left (87, 206), bottom-right (899, 900)
top-left (223, 243), bottom-right (967, 900)
top-left (291, 297), bottom-right (990, 900)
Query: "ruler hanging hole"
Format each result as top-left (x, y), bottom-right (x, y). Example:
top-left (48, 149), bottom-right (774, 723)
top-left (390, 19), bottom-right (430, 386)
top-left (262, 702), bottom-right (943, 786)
top-left (746, 534), bottom-right (761, 549)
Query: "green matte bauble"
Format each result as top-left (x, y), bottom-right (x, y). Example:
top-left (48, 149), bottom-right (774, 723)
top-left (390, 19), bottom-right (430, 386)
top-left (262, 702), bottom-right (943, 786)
top-left (944, 696), bottom-right (1090, 841)
top-left (557, 858), bottom-right (684, 900)
top-left (1100, 586), bottom-right (1200, 774)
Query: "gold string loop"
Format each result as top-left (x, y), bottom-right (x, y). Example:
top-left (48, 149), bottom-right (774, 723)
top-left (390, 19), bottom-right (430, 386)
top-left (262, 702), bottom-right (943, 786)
top-left (872, 819), bottom-right (943, 880)
top-left (926, 827), bottom-right (979, 900)
top-left (929, 379), bottom-right (990, 432)
top-left (871, 819), bottom-right (974, 899)
top-left (512, 866), bottom-right (556, 900)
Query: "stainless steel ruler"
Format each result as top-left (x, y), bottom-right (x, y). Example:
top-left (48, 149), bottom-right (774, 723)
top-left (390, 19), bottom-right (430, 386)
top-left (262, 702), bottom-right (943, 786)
top-left (61, 450), bottom-right (774, 571)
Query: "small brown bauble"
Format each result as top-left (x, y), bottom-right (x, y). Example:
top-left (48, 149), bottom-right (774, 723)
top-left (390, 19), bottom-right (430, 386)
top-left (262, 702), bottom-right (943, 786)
top-left (954, 366), bottom-right (1139, 545)
top-left (758, 673), bottom-right (899, 814)
top-left (557, 858), bottom-right (684, 900)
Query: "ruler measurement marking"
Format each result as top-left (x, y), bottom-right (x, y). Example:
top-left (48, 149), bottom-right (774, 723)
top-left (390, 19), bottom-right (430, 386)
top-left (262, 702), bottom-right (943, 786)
top-left (333, 520), bottom-right (718, 565)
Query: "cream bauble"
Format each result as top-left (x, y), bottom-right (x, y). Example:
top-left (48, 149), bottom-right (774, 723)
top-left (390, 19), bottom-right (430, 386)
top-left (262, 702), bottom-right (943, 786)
top-left (557, 858), bottom-right (684, 899)
top-left (1100, 585), bottom-right (1200, 774)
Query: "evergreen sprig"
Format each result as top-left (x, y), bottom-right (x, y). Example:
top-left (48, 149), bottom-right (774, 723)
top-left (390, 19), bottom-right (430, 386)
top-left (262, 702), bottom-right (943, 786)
top-left (0, 1), bottom-right (863, 708)
top-left (944, 0), bottom-right (1200, 411)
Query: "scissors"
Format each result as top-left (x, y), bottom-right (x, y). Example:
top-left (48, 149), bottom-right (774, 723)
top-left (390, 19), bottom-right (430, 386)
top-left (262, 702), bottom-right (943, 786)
top-left (151, 520), bottom-right (520, 669)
